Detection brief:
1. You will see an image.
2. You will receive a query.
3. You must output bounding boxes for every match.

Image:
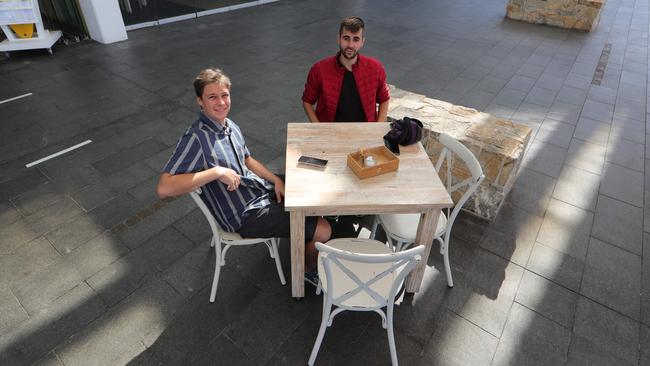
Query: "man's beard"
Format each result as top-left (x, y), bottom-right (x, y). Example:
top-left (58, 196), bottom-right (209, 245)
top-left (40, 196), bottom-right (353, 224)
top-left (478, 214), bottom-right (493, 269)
top-left (340, 47), bottom-right (358, 60)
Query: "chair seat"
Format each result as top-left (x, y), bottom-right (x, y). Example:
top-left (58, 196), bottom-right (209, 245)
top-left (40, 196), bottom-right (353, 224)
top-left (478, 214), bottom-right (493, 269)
top-left (318, 239), bottom-right (396, 308)
top-left (378, 212), bottom-right (447, 242)
top-left (221, 231), bottom-right (245, 241)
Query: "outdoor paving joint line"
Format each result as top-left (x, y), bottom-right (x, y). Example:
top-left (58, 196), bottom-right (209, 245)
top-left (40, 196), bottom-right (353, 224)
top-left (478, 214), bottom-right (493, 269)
top-left (0, 92), bottom-right (32, 105)
top-left (25, 140), bottom-right (93, 168)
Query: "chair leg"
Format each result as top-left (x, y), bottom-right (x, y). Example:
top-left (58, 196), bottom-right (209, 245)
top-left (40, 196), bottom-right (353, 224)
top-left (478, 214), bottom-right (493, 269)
top-left (308, 300), bottom-right (332, 366)
top-left (270, 239), bottom-right (286, 285)
top-left (386, 306), bottom-right (398, 366)
top-left (209, 241), bottom-right (223, 303)
top-left (369, 217), bottom-right (379, 239)
top-left (439, 237), bottom-right (453, 287)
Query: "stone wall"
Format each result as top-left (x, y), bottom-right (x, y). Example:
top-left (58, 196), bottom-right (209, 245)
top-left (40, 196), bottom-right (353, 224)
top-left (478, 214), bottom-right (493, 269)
top-left (387, 85), bottom-right (532, 221)
top-left (506, 0), bottom-right (605, 32)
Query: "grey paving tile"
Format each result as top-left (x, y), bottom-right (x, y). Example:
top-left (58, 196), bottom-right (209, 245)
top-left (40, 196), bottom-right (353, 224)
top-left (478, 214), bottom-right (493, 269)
top-left (87, 193), bottom-right (144, 230)
top-left (0, 236), bottom-right (60, 289)
top-left (581, 99), bottom-right (615, 124)
top-left (104, 161), bottom-right (158, 193)
top-left (0, 218), bottom-right (41, 255)
top-left (145, 268), bottom-right (261, 365)
top-left (569, 296), bottom-right (639, 365)
top-left (537, 198), bottom-right (594, 261)
top-left (606, 138), bottom-right (645, 172)
top-left (642, 233), bottom-right (650, 326)
top-left (87, 226), bottom-right (193, 306)
top-left (479, 203), bottom-right (543, 266)
top-left (535, 74), bottom-right (564, 92)
top-left (618, 82), bottom-right (646, 103)
top-left (492, 88), bottom-right (527, 109)
top-left (10, 181), bottom-right (66, 216)
top-left (600, 162), bottom-right (644, 207)
top-left (592, 195), bottom-right (643, 255)
top-left (45, 214), bottom-right (105, 254)
top-left (459, 89), bottom-right (495, 111)
top-left (0, 286), bottom-right (28, 333)
top-left (492, 302), bottom-right (571, 366)
top-left (162, 243), bottom-right (212, 299)
top-left (172, 208), bottom-right (212, 245)
top-left (641, 324), bottom-right (650, 366)
top-left (446, 250), bottom-right (524, 337)
top-left (646, 192), bottom-right (650, 234)
top-left (525, 86), bottom-right (557, 108)
top-left (611, 116), bottom-right (645, 144)
top-left (418, 310), bottom-right (498, 366)
top-left (56, 277), bottom-right (184, 366)
top-left (445, 76), bottom-right (479, 95)
top-left (573, 116), bottom-right (611, 146)
top-left (0, 201), bottom-right (21, 229)
top-left (522, 141), bottom-right (567, 178)
top-left (475, 75), bottom-right (508, 93)
top-left (552, 165), bottom-right (600, 211)
top-left (64, 232), bottom-right (129, 280)
top-left (566, 138), bottom-right (606, 175)
top-left (544, 62), bottom-right (572, 78)
top-left (92, 138), bottom-right (167, 176)
top-left (189, 334), bottom-right (254, 366)
top-left (23, 197), bottom-right (84, 236)
top-left (555, 85), bottom-right (588, 107)
top-left (582, 237), bottom-right (641, 319)
top-left (564, 73), bottom-right (592, 89)
top-left (512, 102), bottom-right (548, 126)
top-left (32, 351), bottom-right (64, 366)
top-left (225, 289), bottom-right (316, 365)
top-left (115, 194), bottom-right (195, 250)
top-left (483, 103), bottom-right (515, 120)
top-left (507, 168), bottom-right (556, 217)
top-left (587, 85), bottom-right (618, 105)
top-left (614, 97), bottom-right (646, 122)
top-left (0, 282), bottom-right (107, 366)
top-left (70, 181), bottom-right (119, 212)
top-left (546, 100), bottom-right (582, 125)
top-left (526, 241), bottom-right (584, 292)
top-left (535, 117), bottom-right (574, 148)
top-left (516, 63), bottom-right (545, 79)
top-left (515, 270), bottom-right (578, 328)
top-left (506, 75), bottom-right (537, 92)
top-left (0, 169), bottom-right (49, 201)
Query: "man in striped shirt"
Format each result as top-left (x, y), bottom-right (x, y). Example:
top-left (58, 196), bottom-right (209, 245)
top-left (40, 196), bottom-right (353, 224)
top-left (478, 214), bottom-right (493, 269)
top-left (157, 68), bottom-right (331, 275)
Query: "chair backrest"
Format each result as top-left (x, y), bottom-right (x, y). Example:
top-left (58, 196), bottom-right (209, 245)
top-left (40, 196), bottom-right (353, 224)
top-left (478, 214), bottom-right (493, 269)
top-left (434, 133), bottom-right (485, 232)
top-left (189, 188), bottom-right (222, 241)
top-left (316, 239), bottom-right (424, 310)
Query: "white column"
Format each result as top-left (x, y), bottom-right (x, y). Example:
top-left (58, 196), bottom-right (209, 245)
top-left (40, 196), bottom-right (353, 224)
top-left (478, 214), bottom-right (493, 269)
top-left (77, 0), bottom-right (127, 44)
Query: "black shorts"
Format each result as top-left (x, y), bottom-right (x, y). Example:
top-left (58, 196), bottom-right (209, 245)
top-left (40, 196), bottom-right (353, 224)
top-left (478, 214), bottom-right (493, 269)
top-left (237, 200), bottom-right (318, 242)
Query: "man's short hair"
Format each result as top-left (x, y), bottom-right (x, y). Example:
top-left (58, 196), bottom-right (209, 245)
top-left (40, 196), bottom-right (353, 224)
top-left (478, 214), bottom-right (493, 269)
top-left (193, 68), bottom-right (231, 97)
top-left (339, 16), bottom-right (365, 36)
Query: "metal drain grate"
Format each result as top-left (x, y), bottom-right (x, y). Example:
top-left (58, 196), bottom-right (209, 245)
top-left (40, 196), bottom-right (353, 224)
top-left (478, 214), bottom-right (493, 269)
top-left (592, 43), bottom-right (612, 85)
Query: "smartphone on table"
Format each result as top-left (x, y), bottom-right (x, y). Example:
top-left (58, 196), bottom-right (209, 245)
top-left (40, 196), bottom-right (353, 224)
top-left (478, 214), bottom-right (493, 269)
top-left (298, 155), bottom-right (328, 168)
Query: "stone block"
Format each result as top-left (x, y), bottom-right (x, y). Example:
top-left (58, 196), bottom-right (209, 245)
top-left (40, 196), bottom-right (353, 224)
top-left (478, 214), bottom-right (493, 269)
top-left (506, 0), bottom-right (604, 32)
top-left (388, 85), bottom-right (532, 221)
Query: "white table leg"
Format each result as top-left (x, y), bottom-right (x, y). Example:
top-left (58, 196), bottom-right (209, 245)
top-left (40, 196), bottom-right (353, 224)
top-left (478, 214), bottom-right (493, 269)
top-left (290, 211), bottom-right (305, 298)
top-left (406, 208), bottom-right (441, 293)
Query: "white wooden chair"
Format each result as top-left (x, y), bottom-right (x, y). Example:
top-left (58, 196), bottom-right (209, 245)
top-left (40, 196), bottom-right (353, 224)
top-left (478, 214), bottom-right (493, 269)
top-left (370, 133), bottom-right (484, 287)
top-left (190, 188), bottom-right (286, 302)
top-left (308, 238), bottom-right (424, 366)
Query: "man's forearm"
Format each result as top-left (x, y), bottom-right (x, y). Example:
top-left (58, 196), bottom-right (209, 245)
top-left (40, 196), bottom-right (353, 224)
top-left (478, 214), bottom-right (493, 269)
top-left (302, 102), bottom-right (320, 123)
top-left (377, 100), bottom-right (389, 122)
top-left (156, 168), bottom-right (221, 198)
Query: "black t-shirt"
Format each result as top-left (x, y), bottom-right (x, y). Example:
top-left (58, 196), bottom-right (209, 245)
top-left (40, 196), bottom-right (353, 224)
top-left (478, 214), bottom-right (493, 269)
top-left (334, 69), bottom-right (366, 122)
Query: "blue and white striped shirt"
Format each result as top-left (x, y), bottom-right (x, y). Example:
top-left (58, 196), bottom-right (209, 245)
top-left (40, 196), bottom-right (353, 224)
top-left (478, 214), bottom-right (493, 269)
top-left (163, 112), bottom-right (273, 232)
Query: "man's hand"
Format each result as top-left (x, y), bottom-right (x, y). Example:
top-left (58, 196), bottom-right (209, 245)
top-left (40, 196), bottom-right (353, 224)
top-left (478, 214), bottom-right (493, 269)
top-left (273, 177), bottom-right (285, 203)
top-left (215, 167), bottom-right (241, 191)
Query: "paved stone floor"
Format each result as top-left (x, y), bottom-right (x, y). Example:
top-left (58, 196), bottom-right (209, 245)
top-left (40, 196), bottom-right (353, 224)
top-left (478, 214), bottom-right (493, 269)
top-left (1, 0), bottom-right (649, 365)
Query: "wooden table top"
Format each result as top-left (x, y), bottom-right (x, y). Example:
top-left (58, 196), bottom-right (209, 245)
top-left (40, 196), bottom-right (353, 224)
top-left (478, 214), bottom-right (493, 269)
top-left (284, 122), bottom-right (453, 215)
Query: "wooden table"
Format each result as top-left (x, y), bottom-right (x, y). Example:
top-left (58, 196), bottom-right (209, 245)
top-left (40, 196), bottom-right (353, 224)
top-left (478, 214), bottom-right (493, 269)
top-left (284, 122), bottom-right (453, 298)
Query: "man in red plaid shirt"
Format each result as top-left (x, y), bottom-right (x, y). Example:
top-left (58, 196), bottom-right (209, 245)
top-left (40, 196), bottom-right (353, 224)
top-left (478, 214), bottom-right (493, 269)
top-left (302, 16), bottom-right (390, 123)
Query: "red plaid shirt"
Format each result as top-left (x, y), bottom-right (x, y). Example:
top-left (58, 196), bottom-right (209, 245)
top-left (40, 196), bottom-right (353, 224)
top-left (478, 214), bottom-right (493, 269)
top-left (302, 53), bottom-right (390, 122)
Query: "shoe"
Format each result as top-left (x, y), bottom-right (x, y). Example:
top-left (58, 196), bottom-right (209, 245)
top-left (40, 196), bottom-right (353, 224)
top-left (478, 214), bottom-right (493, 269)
top-left (304, 270), bottom-right (320, 287)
